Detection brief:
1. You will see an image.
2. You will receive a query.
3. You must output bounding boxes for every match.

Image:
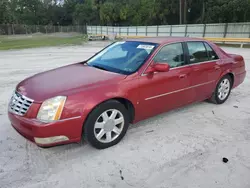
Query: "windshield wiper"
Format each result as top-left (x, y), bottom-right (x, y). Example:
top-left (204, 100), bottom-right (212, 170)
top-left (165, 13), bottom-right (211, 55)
top-left (91, 65), bottom-right (109, 71)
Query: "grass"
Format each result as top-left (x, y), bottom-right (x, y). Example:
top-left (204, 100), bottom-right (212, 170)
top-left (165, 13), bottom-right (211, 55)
top-left (0, 34), bottom-right (88, 50)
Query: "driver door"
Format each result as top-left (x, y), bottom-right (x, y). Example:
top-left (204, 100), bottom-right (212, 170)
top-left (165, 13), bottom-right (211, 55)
top-left (137, 42), bottom-right (194, 120)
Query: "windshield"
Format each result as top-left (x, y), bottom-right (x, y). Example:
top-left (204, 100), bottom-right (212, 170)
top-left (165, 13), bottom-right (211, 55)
top-left (87, 41), bottom-right (158, 75)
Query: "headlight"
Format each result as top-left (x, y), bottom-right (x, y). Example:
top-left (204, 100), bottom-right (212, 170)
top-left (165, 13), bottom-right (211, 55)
top-left (37, 96), bottom-right (67, 122)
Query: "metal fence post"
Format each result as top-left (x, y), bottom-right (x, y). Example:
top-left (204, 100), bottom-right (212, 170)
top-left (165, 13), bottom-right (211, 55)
top-left (185, 24), bottom-right (188, 37)
top-left (136, 26), bottom-right (138, 36)
top-left (6, 24), bottom-right (10, 35)
top-left (85, 23), bottom-right (87, 34)
top-left (203, 24), bottom-right (206, 37)
top-left (223, 23), bottom-right (228, 38)
top-left (156, 25), bottom-right (159, 36)
top-left (248, 23), bottom-right (250, 38)
top-left (12, 24), bottom-right (15, 35)
top-left (96, 26), bottom-right (97, 34)
top-left (170, 25), bottom-right (172, 36)
top-left (146, 25), bottom-right (148, 36)
top-left (25, 25), bottom-right (28, 34)
top-left (106, 26), bottom-right (108, 35)
top-left (119, 27), bottom-right (121, 36)
top-left (101, 26), bottom-right (102, 35)
top-left (127, 27), bottom-right (129, 36)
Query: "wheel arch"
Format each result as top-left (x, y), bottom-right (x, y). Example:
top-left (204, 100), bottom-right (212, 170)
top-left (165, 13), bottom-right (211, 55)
top-left (227, 72), bottom-right (235, 86)
top-left (111, 97), bottom-right (135, 123)
top-left (82, 97), bottom-right (135, 133)
top-left (209, 71), bottom-right (234, 104)
top-left (217, 69), bottom-right (235, 86)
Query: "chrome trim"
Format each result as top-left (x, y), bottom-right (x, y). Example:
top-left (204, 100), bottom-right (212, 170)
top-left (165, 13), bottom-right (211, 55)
top-left (20, 94), bottom-right (34, 103)
top-left (9, 91), bottom-right (34, 116)
top-left (58, 116), bottom-right (82, 122)
top-left (141, 60), bottom-right (219, 76)
top-left (37, 116), bottom-right (82, 123)
top-left (169, 64), bottom-right (191, 70)
top-left (187, 59), bottom-right (218, 66)
top-left (145, 80), bottom-right (215, 100)
top-left (141, 64), bottom-right (191, 76)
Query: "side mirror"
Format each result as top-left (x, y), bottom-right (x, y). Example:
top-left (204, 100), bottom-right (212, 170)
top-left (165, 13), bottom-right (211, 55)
top-left (145, 63), bottom-right (170, 74)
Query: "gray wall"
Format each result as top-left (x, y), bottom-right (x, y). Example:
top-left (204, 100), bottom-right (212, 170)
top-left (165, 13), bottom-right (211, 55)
top-left (87, 23), bottom-right (250, 38)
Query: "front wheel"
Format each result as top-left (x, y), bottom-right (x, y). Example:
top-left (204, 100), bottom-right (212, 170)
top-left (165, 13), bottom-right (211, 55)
top-left (209, 75), bottom-right (232, 104)
top-left (84, 100), bottom-right (129, 149)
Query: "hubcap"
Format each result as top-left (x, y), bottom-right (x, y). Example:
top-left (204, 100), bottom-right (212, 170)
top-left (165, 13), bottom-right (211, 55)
top-left (218, 78), bottom-right (230, 100)
top-left (94, 109), bottom-right (124, 143)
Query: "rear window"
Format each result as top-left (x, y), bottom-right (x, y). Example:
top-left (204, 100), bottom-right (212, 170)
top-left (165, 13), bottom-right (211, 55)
top-left (187, 42), bottom-right (209, 64)
top-left (204, 42), bottom-right (219, 60)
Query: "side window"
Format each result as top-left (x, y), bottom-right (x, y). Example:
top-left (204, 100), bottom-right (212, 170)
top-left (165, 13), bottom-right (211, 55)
top-left (153, 43), bottom-right (185, 68)
top-left (101, 45), bottom-right (127, 60)
top-left (204, 42), bottom-right (219, 60)
top-left (187, 42), bottom-right (209, 64)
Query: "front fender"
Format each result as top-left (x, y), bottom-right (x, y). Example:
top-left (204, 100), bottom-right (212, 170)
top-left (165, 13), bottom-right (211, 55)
top-left (61, 78), bottom-right (139, 126)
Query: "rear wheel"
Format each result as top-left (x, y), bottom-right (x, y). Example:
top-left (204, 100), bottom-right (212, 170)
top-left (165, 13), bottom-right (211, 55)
top-left (84, 100), bottom-right (129, 149)
top-left (209, 75), bottom-right (232, 104)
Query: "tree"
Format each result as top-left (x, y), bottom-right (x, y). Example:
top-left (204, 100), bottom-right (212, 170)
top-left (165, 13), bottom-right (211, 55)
top-left (0, 0), bottom-right (10, 24)
top-left (1, 0), bottom-right (250, 26)
top-left (204, 0), bottom-right (250, 23)
top-left (73, 0), bottom-right (99, 25)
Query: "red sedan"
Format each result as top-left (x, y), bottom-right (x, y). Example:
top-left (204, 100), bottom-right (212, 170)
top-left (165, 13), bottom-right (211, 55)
top-left (8, 37), bottom-right (246, 149)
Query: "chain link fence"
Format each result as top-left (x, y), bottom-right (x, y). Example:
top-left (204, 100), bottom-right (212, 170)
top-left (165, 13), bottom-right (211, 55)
top-left (0, 24), bottom-right (87, 35)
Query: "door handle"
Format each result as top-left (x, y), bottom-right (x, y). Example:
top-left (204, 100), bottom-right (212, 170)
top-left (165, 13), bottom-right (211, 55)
top-left (179, 74), bottom-right (187, 79)
top-left (193, 67), bottom-right (200, 71)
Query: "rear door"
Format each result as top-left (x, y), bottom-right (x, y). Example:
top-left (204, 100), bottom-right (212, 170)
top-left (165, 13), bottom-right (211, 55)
top-left (186, 41), bottom-right (222, 101)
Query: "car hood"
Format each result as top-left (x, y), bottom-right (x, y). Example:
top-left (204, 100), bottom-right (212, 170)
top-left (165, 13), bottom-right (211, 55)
top-left (16, 63), bottom-right (126, 102)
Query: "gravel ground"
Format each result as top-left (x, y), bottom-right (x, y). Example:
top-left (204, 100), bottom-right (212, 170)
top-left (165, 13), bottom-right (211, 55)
top-left (0, 42), bottom-right (249, 188)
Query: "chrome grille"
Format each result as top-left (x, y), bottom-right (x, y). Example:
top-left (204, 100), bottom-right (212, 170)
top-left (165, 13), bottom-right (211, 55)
top-left (9, 91), bottom-right (33, 116)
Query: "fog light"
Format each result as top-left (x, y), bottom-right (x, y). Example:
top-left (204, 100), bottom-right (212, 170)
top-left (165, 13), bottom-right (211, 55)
top-left (34, 136), bottom-right (69, 145)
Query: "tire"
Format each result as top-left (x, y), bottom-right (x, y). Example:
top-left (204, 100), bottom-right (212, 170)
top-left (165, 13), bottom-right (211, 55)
top-left (209, 75), bottom-right (232, 104)
top-left (84, 100), bottom-right (129, 149)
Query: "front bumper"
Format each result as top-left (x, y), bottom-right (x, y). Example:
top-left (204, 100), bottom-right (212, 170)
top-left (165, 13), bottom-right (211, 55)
top-left (8, 112), bottom-right (83, 147)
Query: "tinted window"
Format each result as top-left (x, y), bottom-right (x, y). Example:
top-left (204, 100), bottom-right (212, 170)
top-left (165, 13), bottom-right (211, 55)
top-left (187, 42), bottom-right (209, 64)
top-left (204, 42), bottom-right (219, 60)
top-left (153, 43), bottom-right (185, 68)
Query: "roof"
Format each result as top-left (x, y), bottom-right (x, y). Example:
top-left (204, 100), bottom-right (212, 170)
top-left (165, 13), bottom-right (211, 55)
top-left (126, 36), bottom-right (206, 44)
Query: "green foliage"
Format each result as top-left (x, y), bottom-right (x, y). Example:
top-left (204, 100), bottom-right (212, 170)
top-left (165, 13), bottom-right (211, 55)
top-left (204, 0), bottom-right (250, 23)
top-left (0, 0), bottom-right (250, 26)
